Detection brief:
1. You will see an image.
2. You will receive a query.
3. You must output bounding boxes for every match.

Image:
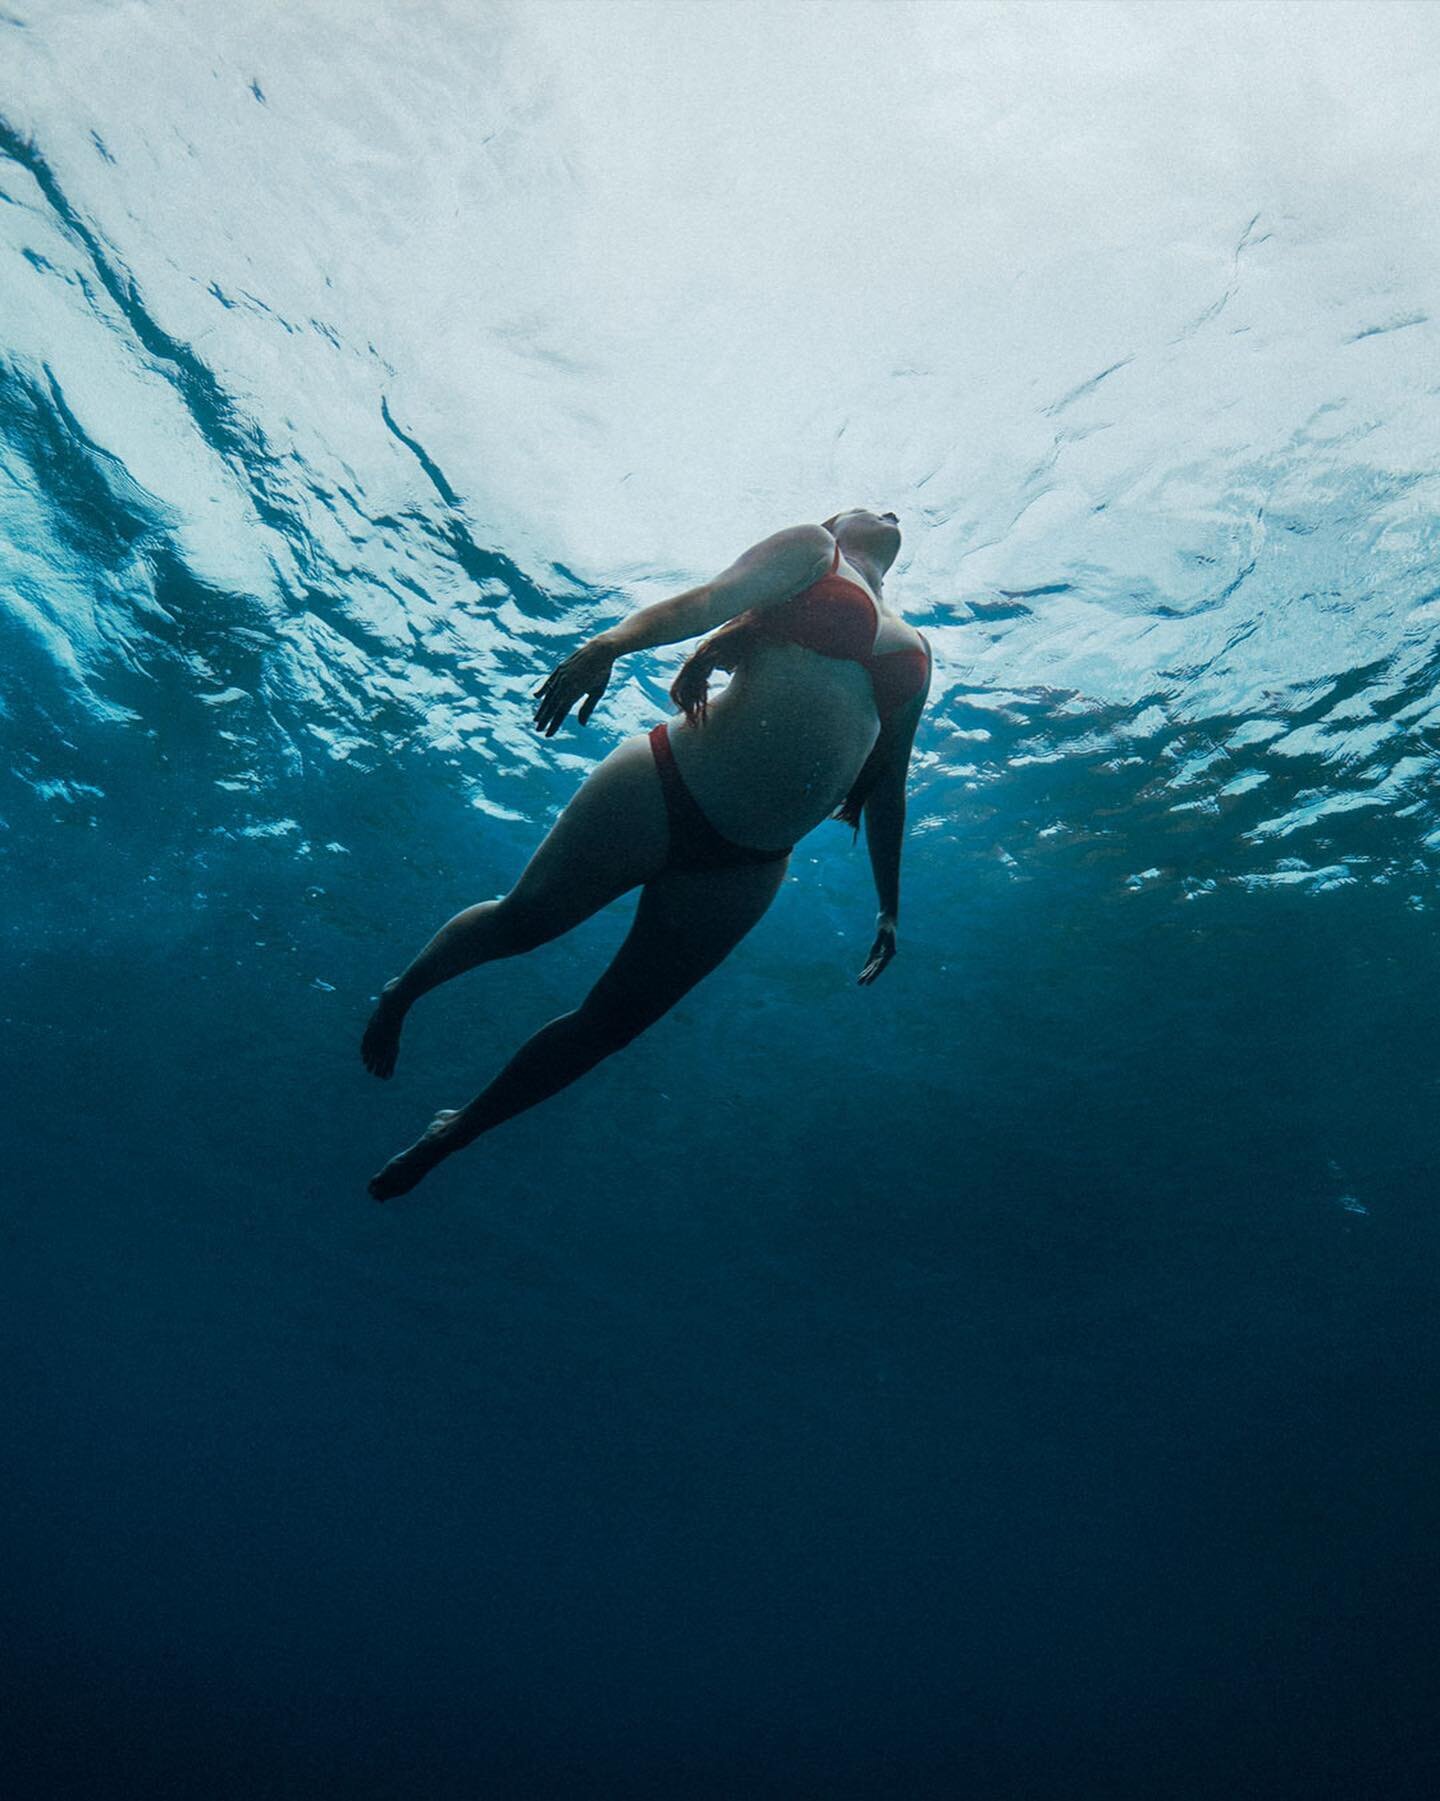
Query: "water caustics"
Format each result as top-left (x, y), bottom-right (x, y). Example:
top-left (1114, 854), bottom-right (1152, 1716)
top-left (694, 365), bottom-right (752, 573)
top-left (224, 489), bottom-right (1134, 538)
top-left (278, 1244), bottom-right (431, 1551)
top-left (3, 0), bottom-right (1440, 920)
top-left (8, 6), bottom-right (1440, 1792)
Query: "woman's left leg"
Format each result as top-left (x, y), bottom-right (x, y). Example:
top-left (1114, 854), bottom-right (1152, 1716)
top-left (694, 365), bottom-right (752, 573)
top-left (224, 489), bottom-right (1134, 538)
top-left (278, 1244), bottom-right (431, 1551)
top-left (361, 731), bottom-right (670, 1078)
top-left (367, 851), bottom-right (790, 1199)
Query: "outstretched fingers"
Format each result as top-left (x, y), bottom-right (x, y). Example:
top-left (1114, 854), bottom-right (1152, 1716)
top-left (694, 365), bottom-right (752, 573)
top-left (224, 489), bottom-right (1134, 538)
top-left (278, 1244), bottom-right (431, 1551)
top-left (532, 642), bottom-right (615, 736)
top-left (533, 674), bottom-right (582, 736)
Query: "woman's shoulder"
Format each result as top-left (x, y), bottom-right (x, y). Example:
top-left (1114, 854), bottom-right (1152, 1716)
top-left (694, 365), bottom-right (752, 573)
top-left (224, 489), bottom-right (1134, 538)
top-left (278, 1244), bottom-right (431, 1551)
top-left (708, 524), bottom-right (834, 617)
top-left (751, 521), bottom-right (834, 567)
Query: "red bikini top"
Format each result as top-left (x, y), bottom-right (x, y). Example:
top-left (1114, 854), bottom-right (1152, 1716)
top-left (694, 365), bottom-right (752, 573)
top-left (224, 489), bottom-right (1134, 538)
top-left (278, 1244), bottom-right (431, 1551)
top-left (753, 541), bottom-right (930, 720)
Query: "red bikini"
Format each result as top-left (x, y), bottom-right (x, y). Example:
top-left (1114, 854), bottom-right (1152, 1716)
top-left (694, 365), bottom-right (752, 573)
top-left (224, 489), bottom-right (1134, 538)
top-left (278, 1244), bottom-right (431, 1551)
top-left (751, 540), bottom-right (932, 720)
top-left (651, 542), bottom-right (932, 870)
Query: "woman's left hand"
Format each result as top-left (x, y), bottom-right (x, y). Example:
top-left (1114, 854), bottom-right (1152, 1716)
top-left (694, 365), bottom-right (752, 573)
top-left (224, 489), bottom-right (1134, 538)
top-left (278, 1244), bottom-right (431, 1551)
top-left (857, 917), bottom-right (897, 985)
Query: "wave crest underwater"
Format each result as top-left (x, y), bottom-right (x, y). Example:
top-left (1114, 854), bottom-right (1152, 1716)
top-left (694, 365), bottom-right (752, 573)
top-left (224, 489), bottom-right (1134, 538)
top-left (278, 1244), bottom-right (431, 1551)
top-left (4, 3), bottom-right (1440, 1797)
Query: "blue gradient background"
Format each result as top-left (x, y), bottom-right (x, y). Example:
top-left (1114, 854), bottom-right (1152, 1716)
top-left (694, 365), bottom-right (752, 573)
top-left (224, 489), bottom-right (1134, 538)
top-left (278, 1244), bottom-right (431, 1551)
top-left (3, 2), bottom-right (1438, 1794)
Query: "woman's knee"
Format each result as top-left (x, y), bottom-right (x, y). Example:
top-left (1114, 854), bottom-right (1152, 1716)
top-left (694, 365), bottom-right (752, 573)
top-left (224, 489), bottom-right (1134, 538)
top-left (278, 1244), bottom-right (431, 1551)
top-left (575, 982), bottom-right (664, 1052)
top-left (491, 891), bottom-right (567, 955)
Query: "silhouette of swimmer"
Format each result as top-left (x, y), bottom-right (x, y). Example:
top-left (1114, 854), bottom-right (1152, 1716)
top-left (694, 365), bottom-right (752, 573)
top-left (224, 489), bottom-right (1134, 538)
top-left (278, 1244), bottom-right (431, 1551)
top-left (363, 509), bottom-right (931, 1200)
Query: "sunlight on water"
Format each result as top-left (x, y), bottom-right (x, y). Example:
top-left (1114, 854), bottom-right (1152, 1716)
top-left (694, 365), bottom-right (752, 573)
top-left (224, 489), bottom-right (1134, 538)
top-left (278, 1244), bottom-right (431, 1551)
top-left (4, 0), bottom-right (1439, 912)
top-left (4, 8), bottom-right (1440, 1793)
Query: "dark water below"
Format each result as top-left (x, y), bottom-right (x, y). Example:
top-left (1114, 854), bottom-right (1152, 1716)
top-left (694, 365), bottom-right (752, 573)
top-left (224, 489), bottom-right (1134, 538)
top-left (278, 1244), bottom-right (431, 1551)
top-left (4, 3), bottom-right (1439, 1794)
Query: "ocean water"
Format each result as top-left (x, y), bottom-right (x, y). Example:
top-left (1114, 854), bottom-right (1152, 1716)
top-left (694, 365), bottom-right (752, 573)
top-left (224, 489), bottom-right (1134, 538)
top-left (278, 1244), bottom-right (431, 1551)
top-left (3, 2), bottom-right (1439, 1795)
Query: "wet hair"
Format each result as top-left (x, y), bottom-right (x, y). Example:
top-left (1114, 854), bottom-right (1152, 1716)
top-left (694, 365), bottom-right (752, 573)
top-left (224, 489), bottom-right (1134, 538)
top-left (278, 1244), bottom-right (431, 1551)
top-left (668, 613), bottom-right (754, 729)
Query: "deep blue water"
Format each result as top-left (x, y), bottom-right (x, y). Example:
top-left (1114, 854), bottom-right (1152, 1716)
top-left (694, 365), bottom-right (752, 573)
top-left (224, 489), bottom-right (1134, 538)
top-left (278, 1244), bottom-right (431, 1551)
top-left (4, 3), bottom-right (1440, 1796)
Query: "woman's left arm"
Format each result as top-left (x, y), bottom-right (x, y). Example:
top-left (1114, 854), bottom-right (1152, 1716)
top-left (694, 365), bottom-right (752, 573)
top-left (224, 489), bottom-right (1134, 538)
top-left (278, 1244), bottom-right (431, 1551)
top-left (856, 650), bottom-right (932, 986)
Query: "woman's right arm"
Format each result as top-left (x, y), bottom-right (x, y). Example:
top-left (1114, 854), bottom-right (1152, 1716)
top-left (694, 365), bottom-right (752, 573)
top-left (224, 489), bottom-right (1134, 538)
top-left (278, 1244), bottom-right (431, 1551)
top-left (598, 523), bottom-right (832, 656)
top-left (533, 523), bottom-right (832, 736)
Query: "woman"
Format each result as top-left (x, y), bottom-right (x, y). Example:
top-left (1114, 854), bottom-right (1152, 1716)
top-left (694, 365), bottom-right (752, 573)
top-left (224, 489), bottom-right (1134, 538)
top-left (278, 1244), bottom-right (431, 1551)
top-left (362, 507), bottom-right (932, 1200)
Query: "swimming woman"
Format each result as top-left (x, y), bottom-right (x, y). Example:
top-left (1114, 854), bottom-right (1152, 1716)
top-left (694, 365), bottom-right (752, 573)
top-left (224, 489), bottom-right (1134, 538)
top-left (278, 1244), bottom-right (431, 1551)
top-left (361, 507), bottom-right (932, 1200)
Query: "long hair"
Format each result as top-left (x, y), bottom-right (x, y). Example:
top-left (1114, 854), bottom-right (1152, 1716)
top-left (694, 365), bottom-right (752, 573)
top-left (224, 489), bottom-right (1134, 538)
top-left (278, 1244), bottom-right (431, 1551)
top-left (667, 611), bottom-right (762, 728)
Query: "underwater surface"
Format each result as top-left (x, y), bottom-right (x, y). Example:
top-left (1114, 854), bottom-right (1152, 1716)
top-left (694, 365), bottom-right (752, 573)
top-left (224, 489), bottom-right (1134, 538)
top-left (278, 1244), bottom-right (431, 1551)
top-left (3, 1), bottom-right (1439, 1794)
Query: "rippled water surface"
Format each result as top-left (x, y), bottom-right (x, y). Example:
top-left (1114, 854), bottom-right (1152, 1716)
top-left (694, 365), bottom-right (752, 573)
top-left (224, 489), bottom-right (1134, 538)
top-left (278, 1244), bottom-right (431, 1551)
top-left (4, 3), bottom-right (1439, 1795)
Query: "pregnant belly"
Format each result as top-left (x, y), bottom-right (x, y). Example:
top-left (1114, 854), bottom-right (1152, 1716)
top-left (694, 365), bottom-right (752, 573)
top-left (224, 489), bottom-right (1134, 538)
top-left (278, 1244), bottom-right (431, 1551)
top-left (664, 646), bottom-right (880, 847)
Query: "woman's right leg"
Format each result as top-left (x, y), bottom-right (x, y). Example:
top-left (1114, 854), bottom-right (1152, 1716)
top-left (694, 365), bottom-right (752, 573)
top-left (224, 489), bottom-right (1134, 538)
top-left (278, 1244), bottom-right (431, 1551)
top-left (367, 849), bottom-right (790, 1199)
top-left (361, 731), bottom-right (671, 1077)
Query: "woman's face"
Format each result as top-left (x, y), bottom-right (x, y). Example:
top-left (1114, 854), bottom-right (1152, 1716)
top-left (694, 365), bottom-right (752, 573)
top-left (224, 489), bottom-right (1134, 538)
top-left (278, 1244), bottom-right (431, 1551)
top-left (828, 508), bottom-right (902, 569)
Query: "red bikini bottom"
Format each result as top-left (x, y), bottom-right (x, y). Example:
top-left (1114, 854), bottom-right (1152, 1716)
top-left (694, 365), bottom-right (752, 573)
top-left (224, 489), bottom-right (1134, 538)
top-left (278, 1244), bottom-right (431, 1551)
top-left (648, 721), bottom-right (791, 872)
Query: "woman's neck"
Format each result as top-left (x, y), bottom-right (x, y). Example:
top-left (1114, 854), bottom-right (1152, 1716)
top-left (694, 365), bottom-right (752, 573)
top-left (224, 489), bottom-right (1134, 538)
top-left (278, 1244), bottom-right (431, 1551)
top-left (840, 548), bottom-right (885, 601)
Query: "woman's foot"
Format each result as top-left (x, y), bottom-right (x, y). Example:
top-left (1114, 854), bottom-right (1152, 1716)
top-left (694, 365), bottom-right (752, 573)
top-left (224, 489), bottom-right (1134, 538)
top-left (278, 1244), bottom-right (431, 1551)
top-left (368, 1109), bottom-right (463, 1201)
top-left (361, 979), bottom-right (409, 1079)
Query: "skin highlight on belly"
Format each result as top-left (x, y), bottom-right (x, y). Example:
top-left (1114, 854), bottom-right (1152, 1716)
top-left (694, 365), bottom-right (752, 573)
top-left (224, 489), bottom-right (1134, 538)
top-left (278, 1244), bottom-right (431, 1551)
top-left (665, 644), bottom-right (881, 849)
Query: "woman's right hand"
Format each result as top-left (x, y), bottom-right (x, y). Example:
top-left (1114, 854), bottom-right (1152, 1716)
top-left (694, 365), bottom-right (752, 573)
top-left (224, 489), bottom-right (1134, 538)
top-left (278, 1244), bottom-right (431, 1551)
top-left (857, 916), bottom-right (898, 985)
top-left (532, 635), bottom-right (617, 736)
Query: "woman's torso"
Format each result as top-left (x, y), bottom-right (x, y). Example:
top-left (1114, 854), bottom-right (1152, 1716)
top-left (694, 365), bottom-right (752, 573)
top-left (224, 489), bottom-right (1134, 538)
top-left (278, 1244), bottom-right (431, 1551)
top-left (665, 551), bottom-right (927, 850)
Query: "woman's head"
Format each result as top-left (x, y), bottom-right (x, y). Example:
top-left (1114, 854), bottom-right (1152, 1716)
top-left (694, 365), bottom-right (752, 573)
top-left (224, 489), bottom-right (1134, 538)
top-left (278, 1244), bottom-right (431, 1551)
top-left (823, 507), bottom-right (902, 575)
